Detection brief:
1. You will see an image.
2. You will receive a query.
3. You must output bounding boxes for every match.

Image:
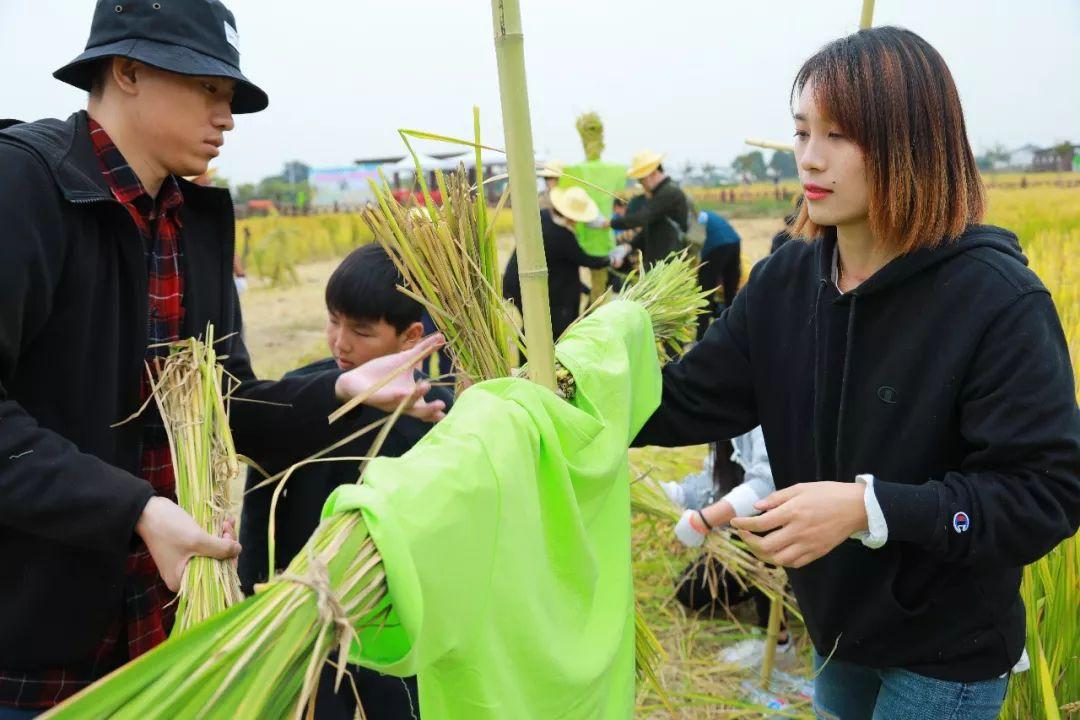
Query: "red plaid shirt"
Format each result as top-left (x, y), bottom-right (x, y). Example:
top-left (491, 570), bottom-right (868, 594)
top-left (0, 120), bottom-right (185, 709)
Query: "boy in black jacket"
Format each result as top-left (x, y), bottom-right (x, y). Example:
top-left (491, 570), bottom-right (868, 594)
top-left (240, 244), bottom-right (452, 720)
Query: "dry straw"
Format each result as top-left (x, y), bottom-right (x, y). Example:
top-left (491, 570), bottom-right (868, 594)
top-left (149, 326), bottom-right (245, 635)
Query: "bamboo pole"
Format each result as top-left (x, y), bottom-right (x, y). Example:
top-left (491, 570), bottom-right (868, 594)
top-left (759, 596), bottom-right (784, 690)
top-left (859, 0), bottom-right (875, 29)
top-left (745, 138), bottom-right (794, 154)
top-left (491, 0), bottom-right (556, 390)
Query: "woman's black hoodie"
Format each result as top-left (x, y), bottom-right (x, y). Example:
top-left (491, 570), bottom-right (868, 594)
top-left (634, 225), bottom-right (1080, 682)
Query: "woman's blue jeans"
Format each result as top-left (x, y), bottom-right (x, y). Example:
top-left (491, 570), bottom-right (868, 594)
top-left (812, 652), bottom-right (1008, 720)
top-left (0, 707), bottom-right (39, 720)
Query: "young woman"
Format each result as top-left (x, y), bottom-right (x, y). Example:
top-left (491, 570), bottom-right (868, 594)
top-left (633, 27), bottom-right (1080, 719)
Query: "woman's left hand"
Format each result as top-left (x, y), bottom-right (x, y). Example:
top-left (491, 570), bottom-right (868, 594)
top-left (729, 482), bottom-right (867, 568)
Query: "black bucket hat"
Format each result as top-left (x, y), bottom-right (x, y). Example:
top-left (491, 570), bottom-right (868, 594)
top-left (54, 0), bottom-right (268, 114)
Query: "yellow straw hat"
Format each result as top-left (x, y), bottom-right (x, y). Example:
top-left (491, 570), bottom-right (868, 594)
top-left (537, 161), bottom-right (564, 179)
top-left (627, 150), bottom-right (665, 180)
top-left (549, 186), bottom-right (600, 223)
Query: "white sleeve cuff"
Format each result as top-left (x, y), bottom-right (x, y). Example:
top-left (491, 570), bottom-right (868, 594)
top-left (674, 509), bottom-right (707, 548)
top-left (851, 474), bottom-right (888, 549)
top-left (721, 484), bottom-right (762, 519)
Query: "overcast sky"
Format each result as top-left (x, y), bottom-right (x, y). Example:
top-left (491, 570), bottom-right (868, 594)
top-left (3, 0), bottom-right (1078, 184)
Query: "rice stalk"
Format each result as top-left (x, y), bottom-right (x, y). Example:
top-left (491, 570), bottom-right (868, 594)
top-left (149, 325), bottom-right (244, 635)
top-left (41, 386), bottom-right (418, 719)
top-left (993, 205), bottom-right (1080, 718)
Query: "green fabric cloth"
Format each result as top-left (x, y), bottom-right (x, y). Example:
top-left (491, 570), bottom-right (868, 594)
top-left (559, 160), bottom-right (628, 255)
top-left (321, 300), bottom-right (661, 719)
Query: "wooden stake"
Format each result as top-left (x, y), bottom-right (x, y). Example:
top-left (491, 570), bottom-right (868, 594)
top-left (491, 0), bottom-right (556, 390)
top-left (589, 268), bottom-right (608, 303)
top-left (860, 0), bottom-right (875, 29)
top-left (759, 596), bottom-right (783, 690)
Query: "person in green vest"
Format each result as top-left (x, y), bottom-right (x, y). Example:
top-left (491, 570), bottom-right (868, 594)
top-left (558, 113), bottom-right (627, 301)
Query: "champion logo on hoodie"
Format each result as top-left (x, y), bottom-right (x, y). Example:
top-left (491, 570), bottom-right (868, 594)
top-left (877, 386), bottom-right (899, 404)
top-left (953, 512), bottom-right (971, 533)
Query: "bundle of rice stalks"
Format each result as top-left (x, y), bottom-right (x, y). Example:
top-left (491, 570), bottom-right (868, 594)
top-left (362, 123), bottom-right (520, 389)
top-left (630, 468), bottom-right (799, 620)
top-left (43, 331), bottom-right (391, 719)
top-left (618, 250), bottom-right (712, 358)
top-left (149, 326), bottom-right (244, 634)
top-left (553, 250), bottom-right (711, 399)
top-left (42, 510), bottom-right (386, 719)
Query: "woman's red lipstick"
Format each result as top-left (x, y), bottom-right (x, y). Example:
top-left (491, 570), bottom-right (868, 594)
top-left (803, 183), bottom-right (832, 201)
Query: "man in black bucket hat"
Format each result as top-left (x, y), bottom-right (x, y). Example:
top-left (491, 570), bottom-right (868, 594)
top-left (53, 0), bottom-right (269, 114)
top-left (0, 3), bottom-right (445, 717)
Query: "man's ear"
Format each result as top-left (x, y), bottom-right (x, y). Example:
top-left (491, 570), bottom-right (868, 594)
top-left (400, 321), bottom-right (425, 350)
top-left (112, 58), bottom-right (142, 96)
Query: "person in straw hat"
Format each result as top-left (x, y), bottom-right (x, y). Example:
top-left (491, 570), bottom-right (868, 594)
top-left (503, 187), bottom-right (612, 340)
top-left (602, 150), bottom-right (690, 269)
top-left (0, 1), bottom-right (444, 714)
top-left (536, 160), bottom-right (564, 211)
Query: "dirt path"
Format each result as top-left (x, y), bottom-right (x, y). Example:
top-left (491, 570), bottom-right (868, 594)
top-left (239, 260), bottom-right (340, 379)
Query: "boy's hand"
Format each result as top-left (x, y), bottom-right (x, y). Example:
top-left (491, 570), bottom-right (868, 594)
top-left (334, 334), bottom-right (448, 422)
top-left (136, 497), bottom-right (241, 592)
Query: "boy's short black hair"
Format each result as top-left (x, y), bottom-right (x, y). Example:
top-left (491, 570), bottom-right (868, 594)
top-left (613, 197), bottom-right (628, 209)
top-left (325, 244), bottom-right (423, 332)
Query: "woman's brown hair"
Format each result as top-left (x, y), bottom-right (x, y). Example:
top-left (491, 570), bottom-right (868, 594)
top-left (790, 27), bottom-right (986, 252)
